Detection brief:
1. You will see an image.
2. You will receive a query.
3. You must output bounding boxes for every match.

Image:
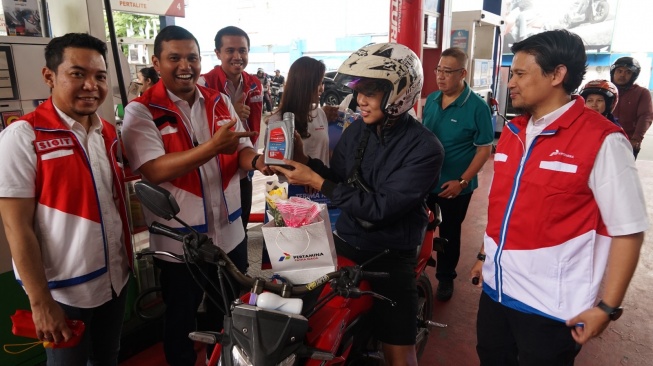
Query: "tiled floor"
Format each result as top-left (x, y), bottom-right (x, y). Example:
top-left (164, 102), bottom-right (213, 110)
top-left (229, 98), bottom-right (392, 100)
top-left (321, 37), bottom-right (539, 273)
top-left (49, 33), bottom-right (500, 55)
top-left (120, 153), bottom-right (653, 366)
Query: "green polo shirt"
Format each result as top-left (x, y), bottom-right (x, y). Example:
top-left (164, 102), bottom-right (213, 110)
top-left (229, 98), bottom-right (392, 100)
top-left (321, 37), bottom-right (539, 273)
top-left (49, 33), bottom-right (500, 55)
top-left (423, 82), bottom-right (494, 195)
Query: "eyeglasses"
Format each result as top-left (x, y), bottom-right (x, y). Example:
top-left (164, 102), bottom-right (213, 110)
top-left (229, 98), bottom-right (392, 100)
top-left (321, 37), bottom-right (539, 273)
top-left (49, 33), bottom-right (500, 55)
top-left (434, 68), bottom-right (464, 77)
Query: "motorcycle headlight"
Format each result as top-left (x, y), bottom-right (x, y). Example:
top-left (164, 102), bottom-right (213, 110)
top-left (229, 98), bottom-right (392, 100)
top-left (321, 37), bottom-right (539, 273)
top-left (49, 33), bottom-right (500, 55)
top-left (216, 346), bottom-right (253, 366)
top-left (217, 346), bottom-right (297, 366)
top-left (231, 346), bottom-right (253, 366)
top-left (277, 353), bottom-right (297, 366)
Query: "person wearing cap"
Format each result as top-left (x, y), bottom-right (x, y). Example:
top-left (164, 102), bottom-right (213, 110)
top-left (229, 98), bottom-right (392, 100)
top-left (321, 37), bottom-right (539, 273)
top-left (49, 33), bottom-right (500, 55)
top-left (272, 69), bottom-right (285, 106)
top-left (610, 56), bottom-right (653, 158)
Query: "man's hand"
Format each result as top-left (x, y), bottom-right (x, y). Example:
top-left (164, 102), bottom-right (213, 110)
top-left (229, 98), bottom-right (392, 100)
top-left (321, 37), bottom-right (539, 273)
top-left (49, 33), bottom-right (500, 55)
top-left (566, 307), bottom-right (611, 345)
top-left (233, 94), bottom-right (251, 121)
top-left (254, 153), bottom-right (274, 176)
top-left (211, 118), bottom-right (257, 155)
top-left (271, 159), bottom-right (324, 190)
top-left (437, 180), bottom-right (464, 199)
top-left (32, 299), bottom-right (73, 344)
top-left (470, 260), bottom-right (483, 288)
top-left (630, 139), bottom-right (641, 150)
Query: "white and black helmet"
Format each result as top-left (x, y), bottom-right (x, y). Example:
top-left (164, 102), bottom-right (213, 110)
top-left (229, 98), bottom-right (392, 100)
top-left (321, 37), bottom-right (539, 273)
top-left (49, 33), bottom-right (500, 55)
top-left (334, 43), bottom-right (423, 118)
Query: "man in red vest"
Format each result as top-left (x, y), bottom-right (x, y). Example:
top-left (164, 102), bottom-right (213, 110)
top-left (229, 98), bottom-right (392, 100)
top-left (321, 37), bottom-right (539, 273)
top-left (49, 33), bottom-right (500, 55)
top-left (0, 33), bottom-right (132, 365)
top-left (471, 30), bottom-right (647, 364)
top-left (198, 25), bottom-right (263, 253)
top-left (122, 25), bottom-right (271, 366)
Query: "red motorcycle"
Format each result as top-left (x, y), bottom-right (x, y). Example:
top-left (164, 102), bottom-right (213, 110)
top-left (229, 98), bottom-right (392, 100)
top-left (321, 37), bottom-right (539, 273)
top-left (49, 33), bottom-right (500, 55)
top-left (134, 181), bottom-right (445, 366)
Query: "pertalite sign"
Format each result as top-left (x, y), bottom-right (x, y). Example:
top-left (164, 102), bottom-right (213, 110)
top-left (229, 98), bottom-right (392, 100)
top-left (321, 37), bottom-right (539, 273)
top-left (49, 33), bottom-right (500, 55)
top-left (110, 0), bottom-right (185, 17)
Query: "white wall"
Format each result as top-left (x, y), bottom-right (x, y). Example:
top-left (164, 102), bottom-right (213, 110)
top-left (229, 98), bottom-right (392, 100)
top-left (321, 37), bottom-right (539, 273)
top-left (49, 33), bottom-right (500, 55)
top-left (612, 0), bottom-right (653, 52)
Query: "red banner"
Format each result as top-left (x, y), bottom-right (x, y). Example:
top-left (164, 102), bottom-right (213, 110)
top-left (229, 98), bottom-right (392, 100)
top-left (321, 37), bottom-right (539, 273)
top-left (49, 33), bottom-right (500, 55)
top-left (389, 0), bottom-right (423, 57)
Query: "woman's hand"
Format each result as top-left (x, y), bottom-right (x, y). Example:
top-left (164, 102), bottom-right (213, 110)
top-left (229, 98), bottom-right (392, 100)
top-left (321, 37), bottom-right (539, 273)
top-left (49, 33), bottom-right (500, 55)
top-left (271, 159), bottom-right (324, 191)
top-left (292, 132), bottom-right (309, 164)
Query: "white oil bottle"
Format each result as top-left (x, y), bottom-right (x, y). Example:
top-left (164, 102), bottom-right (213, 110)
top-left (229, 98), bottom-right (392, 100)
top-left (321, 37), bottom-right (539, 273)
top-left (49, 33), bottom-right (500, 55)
top-left (264, 112), bottom-right (295, 165)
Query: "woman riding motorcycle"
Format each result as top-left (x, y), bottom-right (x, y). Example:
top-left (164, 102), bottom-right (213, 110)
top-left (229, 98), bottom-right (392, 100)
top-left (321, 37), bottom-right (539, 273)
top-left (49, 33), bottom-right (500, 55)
top-left (272, 42), bottom-right (444, 366)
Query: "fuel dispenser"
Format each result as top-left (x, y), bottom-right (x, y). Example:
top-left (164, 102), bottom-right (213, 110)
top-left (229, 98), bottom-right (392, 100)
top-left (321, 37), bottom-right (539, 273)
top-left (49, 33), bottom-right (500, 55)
top-left (0, 34), bottom-right (53, 366)
top-left (0, 36), bottom-right (50, 132)
top-left (450, 10), bottom-right (504, 133)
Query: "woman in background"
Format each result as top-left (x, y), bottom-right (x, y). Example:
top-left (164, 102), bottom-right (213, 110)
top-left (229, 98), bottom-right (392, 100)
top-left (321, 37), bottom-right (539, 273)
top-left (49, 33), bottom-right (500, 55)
top-left (580, 79), bottom-right (619, 125)
top-left (269, 56), bottom-right (329, 164)
top-left (137, 66), bottom-right (159, 95)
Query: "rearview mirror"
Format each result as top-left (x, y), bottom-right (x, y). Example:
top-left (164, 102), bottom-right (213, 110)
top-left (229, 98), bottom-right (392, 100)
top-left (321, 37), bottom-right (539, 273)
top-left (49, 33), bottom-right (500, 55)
top-left (134, 181), bottom-right (180, 220)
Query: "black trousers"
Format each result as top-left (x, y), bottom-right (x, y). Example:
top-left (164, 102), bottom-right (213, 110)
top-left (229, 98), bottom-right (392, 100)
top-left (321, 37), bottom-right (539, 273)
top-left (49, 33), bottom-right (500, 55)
top-left (427, 192), bottom-right (473, 281)
top-left (154, 241), bottom-right (249, 366)
top-left (476, 292), bottom-right (582, 366)
top-left (240, 176), bottom-right (253, 229)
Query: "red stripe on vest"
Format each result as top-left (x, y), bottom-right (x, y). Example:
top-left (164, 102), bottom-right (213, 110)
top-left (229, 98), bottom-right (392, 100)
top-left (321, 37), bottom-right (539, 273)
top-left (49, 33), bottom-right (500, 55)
top-left (487, 97), bottom-right (624, 250)
top-left (134, 81), bottom-right (241, 193)
top-left (23, 98), bottom-right (133, 267)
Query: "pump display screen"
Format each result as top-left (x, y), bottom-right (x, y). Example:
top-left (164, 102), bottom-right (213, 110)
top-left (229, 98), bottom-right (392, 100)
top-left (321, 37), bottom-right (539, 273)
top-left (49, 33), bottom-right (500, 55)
top-left (0, 46), bottom-right (18, 100)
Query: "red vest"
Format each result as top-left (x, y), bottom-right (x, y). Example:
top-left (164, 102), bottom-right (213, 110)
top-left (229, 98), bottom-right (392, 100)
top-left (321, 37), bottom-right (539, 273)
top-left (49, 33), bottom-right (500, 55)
top-left (487, 97), bottom-right (624, 249)
top-left (132, 82), bottom-right (243, 226)
top-left (22, 98), bottom-right (132, 288)
top-left (483, 97), bottom-right (626, 320)
top-left (199, 66), bottom-right (263, 144)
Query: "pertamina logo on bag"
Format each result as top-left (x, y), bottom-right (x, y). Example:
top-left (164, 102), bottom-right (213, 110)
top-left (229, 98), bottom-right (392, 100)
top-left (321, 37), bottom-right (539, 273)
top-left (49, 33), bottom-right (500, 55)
top-left (278, 251), bottom-right (325, 262)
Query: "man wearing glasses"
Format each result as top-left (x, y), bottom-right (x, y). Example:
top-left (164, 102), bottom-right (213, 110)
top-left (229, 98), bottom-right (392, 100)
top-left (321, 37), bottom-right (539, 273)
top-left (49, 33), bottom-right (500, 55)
top-left (423, 47), bottom-right (494, 302)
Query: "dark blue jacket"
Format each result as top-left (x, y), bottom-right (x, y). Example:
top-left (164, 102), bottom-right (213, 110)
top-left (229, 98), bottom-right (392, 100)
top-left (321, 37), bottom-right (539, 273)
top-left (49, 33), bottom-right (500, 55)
top-left (309, 114), bottom-right (444, 251)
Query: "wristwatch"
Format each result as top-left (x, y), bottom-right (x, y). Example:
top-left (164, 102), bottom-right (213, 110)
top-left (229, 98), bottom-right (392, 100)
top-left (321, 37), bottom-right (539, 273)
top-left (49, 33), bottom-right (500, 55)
top-left (477, 252), bottom-right (486, 262)
top-left (596, 300), bottom-right (623, 321)
top-left (458, 177), bottom-right (469, 188)
top-left (251, 154), bottom-right (262, 170)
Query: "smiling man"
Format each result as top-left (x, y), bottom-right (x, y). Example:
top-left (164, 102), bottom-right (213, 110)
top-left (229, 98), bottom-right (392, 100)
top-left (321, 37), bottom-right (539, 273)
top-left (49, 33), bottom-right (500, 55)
top-left (198, 26), bottom-right (263, 248)
top-left (121, 25), bottom-right (271, 366)
top-left (0, 33), bottom-right (132, 365)
top-left (471, 30), bottom-right (648, 365)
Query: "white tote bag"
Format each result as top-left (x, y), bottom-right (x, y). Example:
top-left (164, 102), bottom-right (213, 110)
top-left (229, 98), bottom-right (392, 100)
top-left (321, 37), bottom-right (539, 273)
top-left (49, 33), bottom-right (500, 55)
top-left (261, 204), bottom-right (337, 284)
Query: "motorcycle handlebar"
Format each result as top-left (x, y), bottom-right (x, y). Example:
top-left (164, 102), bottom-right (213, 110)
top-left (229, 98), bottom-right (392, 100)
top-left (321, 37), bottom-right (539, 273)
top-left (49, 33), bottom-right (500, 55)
top-left (149, 221), bottom-right (186, 243)
top-left (360, 271), bottom-right (390, 280)
top-left (141, 222), bottom-right (344, 297)
top-left (142, 222), bottom-right (391, 299)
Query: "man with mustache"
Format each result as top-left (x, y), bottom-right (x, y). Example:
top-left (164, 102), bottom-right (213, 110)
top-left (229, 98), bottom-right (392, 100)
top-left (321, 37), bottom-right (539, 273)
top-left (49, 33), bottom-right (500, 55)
top-left (610, 57), bottom-right (653, 159)
top-left (121, 25), bottom-right (271, 366)
top-left (471, 30), bottom-right (647, 364)
top-left (0, 33), bottom-right (132, 365)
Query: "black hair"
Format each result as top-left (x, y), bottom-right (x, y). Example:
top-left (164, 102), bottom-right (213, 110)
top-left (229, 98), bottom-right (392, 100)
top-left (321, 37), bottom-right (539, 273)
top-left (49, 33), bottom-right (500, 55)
top-left (214, 26), bottom-right (250, 50)
top-left (511, 29), bottom-right (587, 94)
top-left (277, 57), bottom-right (326, 138)
top-left (352, 78), bottom-right (393, 95)
top-left (154, 25), bottom-right (200, 58)
top-left (45, 33), bottom-right (107, 73)
top-left (441, 47), bottom-right (469, 69)
top-left (139, 66), bottom-right (159, 84)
